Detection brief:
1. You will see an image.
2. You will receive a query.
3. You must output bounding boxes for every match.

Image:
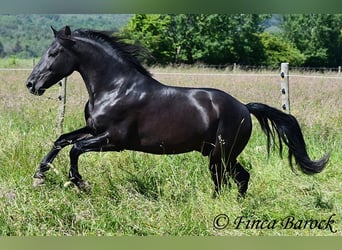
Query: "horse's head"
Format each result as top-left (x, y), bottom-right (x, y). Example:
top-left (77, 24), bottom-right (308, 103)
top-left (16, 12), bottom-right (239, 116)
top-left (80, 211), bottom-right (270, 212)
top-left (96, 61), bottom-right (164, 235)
top-left (26, 26), bottom-right (77, 96)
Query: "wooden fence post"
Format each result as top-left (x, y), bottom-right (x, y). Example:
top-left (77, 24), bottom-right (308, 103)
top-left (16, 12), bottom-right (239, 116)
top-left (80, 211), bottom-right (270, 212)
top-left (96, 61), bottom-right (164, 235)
top-left (280, 63), bottom-right (290, 114)
top-left (233, 63), bottom-right (237, 72)
top-left (57, 77), bottom-right (67, 134)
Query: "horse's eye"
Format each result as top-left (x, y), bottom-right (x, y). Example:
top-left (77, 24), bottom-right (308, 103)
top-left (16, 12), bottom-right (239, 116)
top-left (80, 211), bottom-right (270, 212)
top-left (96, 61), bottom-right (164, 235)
top-left (48, 51), bottom-right (57, 57)
top-left (48, 49), bottom-right (60, 57)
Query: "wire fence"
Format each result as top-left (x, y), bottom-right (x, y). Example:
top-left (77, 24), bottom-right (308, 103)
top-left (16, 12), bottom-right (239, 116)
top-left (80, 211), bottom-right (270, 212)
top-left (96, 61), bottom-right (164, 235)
top-left (1, 65), bottom-right (341, 132)
top-left (159, 63), bottom-right (342, 73)
top-left (1, 63), bottom-right (342, 74)
top-left (153, 71), bottom-right (342, 79)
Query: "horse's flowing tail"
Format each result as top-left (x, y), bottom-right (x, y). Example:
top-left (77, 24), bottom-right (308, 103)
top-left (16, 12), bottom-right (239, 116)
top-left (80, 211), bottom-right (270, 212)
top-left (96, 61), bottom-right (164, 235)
top-left (246, 102), bottom-right (329, 174)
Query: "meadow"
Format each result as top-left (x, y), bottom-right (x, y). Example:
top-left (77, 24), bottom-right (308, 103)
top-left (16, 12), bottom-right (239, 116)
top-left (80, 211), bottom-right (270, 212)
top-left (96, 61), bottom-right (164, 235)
top-left (0, 64), bottom-right (341, 235)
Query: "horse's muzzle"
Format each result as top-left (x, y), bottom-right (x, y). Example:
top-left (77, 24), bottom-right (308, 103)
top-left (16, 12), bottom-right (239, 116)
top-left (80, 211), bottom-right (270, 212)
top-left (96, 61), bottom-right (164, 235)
top-left (26, 81), bottom-right (45, 96)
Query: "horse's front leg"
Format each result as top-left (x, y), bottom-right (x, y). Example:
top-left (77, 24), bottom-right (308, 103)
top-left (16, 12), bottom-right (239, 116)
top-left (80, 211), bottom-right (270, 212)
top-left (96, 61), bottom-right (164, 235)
top-left (67, 132), bottom-right (115, 191)
top-left (33, 127), bottom-right (93, 187)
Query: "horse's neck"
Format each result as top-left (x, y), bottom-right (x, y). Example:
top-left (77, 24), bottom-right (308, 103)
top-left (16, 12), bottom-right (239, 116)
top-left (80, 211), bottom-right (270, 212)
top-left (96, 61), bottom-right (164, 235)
top-left (77, 63), bottom-right (149, 103)
top-left (78, 57), bottom-right (117, 88)
top-left (74, 41), bottom-right (153, 98)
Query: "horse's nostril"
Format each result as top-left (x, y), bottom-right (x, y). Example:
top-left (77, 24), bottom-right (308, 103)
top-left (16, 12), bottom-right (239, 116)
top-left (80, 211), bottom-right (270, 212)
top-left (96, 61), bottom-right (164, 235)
top-left (26, 81), bottom-right (33, 89)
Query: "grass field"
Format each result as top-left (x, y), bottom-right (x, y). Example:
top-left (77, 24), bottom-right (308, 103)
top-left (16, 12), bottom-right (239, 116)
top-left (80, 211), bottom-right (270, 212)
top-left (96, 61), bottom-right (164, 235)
top-left (0, 65), bottom-right (341, 235)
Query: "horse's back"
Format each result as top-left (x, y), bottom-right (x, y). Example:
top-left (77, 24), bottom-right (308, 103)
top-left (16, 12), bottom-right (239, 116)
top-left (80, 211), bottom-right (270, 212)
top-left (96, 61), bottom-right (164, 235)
top-left (197, 87), bottom-right (251, 124)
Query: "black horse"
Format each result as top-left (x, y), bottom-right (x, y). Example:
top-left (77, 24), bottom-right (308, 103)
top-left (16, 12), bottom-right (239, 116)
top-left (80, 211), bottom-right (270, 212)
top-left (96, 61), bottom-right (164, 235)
top-left (26, 26), bottom-right (329, 197)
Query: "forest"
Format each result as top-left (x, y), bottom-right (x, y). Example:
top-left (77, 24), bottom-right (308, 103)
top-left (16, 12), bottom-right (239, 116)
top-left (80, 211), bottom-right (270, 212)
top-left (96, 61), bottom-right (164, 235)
top-left (0, 14), bottom-right (342, 67)
top-left (0, 14), bottom-right (132, 58)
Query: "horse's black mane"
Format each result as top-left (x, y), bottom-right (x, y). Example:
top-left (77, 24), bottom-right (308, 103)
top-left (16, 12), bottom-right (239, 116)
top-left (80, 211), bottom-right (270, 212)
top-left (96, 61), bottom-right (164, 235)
top-left (74, 29), bottom-right (152, 77)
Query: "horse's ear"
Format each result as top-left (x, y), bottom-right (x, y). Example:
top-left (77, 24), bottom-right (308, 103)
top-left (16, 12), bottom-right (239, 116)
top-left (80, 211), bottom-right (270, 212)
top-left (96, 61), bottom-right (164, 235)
top-left (50, 26), bottom-right (57, 37)
top-left (64, 26), bottom-right (71, 37)
top-left (57, 26), bottom-right (75, 48)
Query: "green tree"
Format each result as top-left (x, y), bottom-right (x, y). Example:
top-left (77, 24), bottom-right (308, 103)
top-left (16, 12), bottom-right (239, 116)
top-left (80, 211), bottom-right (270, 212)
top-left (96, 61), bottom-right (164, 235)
top-left (227, 14), bottom-right (267, 65)
top-left (167, 14), bottom-right (203, 64)
top-left (259, 32), bottom-right (305, 67)
top-left (0, 41), bottom-right (5, 57)
top-left (12, 41), bottom-right (22, 54)
top-left (122, 14), bottom-right (269, 65)
top-left (0, 14), bottom-right (132, 59)
top-left (282, 14), bottom-right (342, 67)
top-left (121, 14), bottom-right (174, 64)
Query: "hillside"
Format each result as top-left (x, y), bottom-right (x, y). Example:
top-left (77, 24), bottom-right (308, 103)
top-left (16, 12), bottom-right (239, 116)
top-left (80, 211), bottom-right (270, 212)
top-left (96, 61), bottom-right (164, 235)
top-left (0, 14), bottom-right (132, 58)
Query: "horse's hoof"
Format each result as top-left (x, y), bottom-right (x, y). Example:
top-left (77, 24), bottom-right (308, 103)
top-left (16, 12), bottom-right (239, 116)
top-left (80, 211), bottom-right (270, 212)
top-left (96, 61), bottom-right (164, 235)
top-left (63, 181), bottom-right (73, 188)
top-left (77, 180), bottom-right (91, 193)
top-left (237, 193), bottom-right (246, 200)
top-left (67, 177), bottom-right (91, 193)
top-left (211, 191), bottom-right (219, 199)
top-left (32, 177), bottom-right (45, 187)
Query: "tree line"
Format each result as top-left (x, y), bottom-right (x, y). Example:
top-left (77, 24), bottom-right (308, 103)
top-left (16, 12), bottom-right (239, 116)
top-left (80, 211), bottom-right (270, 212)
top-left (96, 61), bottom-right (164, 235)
top-left (0, 14), bottom-right (132, 58)
top-left (1, 14), bottom-right (341, 68)
top-left (121, 14), bottom-right (342, 67)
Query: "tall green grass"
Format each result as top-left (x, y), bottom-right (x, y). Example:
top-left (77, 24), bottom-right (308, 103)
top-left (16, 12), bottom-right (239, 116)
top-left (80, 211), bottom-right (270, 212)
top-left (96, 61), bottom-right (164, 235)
top-left (0, 68), bottom-right (340, 235)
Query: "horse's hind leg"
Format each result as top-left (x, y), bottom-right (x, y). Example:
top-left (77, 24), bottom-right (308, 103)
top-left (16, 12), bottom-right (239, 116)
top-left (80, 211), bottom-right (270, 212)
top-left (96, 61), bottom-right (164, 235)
top-left (209, 154), bottom-right (250, 198)
top-left (210, 131), bottom-right (251, 198)
top-left (229, 161), bottom-right (250, 198)
top-left (209, 164), bottom-right (225, 198)
top-left (209, 148), bottom-right (230, 198)
top-left (33, 127), bottom-right (92, 187)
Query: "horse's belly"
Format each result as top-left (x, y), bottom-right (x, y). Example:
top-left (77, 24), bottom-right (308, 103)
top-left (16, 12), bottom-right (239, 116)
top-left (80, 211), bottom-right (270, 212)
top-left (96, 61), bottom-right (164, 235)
top-left (133, 126), bottom-right (215, 155)
top-left (131, 141), bottom-right (202, 155)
